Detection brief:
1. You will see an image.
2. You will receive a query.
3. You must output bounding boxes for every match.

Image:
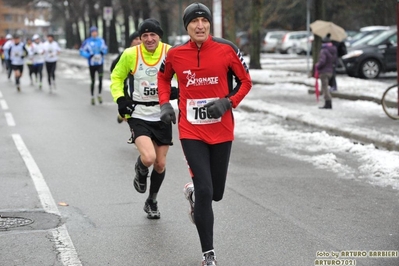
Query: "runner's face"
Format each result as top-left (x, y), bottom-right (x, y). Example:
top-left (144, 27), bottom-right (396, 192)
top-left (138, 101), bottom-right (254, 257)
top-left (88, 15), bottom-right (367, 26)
top-left (91, 31), bottom-right (98, 38)
top-left (140, 32), bottom-right (160, 53)
top-left (131, 37), bottom-right (141, 47)
top-left (187, 17), bottom-right (210, 45)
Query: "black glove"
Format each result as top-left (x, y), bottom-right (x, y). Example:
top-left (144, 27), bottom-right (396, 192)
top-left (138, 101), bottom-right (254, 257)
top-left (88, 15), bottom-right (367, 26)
top-left (160, 103), bottom-right (176, 124)
top-left (204, 98), bottom-right (232, 119)
top-left (117, 97), bottom-right (135, 117)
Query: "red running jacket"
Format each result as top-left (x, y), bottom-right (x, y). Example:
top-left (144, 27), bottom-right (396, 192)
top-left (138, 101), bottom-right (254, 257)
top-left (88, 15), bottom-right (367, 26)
top-left (158, 35), bottom-right (252, 144)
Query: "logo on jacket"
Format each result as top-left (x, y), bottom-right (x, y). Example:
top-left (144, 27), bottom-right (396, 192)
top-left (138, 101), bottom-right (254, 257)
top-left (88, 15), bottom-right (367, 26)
top-left (182, 70), bottom-right (219, 87)
top-left (145, 67), bottom-right (158, 76)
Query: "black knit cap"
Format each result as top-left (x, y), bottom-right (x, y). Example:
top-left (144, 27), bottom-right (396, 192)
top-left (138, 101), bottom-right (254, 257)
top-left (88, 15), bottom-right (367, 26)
top-left (183, 2), bottom-right (212, 30)
top-left (138, 18), bottom-right (164, 38)
top-left (322, 33), bottom-right (331, 43)
top-left (128, 31), bottom-right (140, 43)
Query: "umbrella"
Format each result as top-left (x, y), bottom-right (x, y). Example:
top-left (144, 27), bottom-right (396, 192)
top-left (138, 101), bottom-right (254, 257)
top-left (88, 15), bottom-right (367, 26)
top-left (310, 20), bottom-right (347, 42)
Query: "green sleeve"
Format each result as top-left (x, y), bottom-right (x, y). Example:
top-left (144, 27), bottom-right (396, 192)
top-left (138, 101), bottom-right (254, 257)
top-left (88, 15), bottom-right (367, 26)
top-left (110, 47), bottom-right (136, 102)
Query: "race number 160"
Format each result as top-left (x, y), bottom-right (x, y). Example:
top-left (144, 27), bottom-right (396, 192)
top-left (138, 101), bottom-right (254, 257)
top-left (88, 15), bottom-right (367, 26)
top-left (192, 107), bottom-right (211, 120)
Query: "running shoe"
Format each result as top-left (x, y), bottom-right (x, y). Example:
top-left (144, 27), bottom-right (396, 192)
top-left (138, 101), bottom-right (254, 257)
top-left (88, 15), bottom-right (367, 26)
top-left (91, 98), bottom-right (95, 105)
top-left (134, 162), bottom-right (148, 193)
top-left (97, 96), bottom-right (103, 104)
top-left (183, 182), bottom-right (195, 224)
top-left (117, 115), bottom-right (124, 123)
top-left (143, 199), bottom-right (160, 219)
top-left (202, 251), bottom-right (217, 266)
top-left (16, 85), bottom-right (20, 92)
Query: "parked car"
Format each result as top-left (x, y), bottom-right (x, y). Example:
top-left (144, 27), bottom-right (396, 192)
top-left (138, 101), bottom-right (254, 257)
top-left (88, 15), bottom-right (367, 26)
top-left (261, 31), bottom-right (287, 53)
top-left (342, 28), bottom-right (397, 79)
top-left (297, 34), bottom-right (313, 55)
top-left (168, 35), bottom-right (190, 46)
top-left (275, 31), bottom-right (308, 54)
top-left (345, 25), bottom-right (390, 48)
top-left (236, 31), bottom-right (249, 55)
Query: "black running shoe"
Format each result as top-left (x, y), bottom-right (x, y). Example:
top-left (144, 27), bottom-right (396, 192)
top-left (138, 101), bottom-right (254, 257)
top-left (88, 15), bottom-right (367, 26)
top-left (133, 162), bottom-right (148, 193)
top-left (143, 199), bottom-right (160, 219)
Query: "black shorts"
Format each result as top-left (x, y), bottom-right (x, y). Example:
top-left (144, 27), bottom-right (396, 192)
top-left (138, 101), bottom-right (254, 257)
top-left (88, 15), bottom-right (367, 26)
top-left (11, 65), bottom-right (23, 72)
top-left (127, 118), bottom-right (173, 146)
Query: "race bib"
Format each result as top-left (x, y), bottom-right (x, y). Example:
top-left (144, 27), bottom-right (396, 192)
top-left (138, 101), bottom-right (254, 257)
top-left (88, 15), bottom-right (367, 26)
top-left (92, 54), bottom-right (102, 64)
top-left (139, 80), bottom-right (158, 101)
top-left (187, 98), bottom-right (221, 124)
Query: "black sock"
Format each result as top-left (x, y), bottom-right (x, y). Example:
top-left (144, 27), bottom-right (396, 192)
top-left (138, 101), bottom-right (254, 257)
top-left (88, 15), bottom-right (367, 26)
top-left (148, 169), bottom-right (165, 201)
top-left (136, 156), bottom-right (148, 175)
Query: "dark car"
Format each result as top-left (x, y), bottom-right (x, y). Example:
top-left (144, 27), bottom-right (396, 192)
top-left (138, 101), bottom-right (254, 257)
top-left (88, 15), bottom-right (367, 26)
top-left (342, 28), bottom-right (397, 79)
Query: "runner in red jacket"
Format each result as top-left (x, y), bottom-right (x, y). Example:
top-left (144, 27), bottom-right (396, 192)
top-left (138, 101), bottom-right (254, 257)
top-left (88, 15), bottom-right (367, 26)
top-left (157, 3), bottom-right (252, 265)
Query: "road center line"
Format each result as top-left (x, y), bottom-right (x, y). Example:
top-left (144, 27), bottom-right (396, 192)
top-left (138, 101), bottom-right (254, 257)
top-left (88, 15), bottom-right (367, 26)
top-left (5, 112), bottom-right (15, 126)
top-left (12, 134), bottom-right (82, 266)
top-left (1, 99), bottom-right (9, 110)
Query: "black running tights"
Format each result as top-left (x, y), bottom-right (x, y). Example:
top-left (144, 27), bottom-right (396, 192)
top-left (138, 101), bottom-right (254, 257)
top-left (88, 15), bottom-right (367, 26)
top-left (180, 139), bottom-right (232, 252)
top-left (89, 65), bottom-right (104, 96)
top-left (45, 62), bottom-right (56, 85)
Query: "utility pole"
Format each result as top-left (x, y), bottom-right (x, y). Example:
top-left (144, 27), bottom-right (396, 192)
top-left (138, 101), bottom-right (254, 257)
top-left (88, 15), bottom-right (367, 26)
top-left (213, 0), bottom-right (222, 37)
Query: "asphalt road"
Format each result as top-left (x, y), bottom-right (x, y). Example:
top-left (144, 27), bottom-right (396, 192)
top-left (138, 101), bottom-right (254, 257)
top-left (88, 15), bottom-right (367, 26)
top-left (1, 66), bottom-right (399, 266)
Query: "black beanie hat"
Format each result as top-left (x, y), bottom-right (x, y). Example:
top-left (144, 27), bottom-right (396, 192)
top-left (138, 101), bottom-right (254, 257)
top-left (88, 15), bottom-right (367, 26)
top-left (183, 2), bottom-right (212, 30)
top-left (128, 31), bottom-right (140, 43)
top-left (138, 18), bottom-right (164, 39)
top-left (322, 33), bottom-right (331, 43)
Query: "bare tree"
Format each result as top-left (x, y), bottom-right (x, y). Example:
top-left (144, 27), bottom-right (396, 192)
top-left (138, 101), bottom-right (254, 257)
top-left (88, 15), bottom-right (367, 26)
top-left (222, 0), bottom-right (236, 43)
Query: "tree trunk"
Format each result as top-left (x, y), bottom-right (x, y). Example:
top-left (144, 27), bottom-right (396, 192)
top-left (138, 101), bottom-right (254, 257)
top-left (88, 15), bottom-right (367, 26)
top-left (158, 1), bottom-right (170, 43)
top-left (121, 1), bottom-right (131, 48)
top-left (249, 0), bottom-right (262, 69)
top-left (222, 0), bottom-right (235, 42)
top-left (65, 18), bottom-right (74, 49)
top-left (312, 0), bottom-right (325, 74)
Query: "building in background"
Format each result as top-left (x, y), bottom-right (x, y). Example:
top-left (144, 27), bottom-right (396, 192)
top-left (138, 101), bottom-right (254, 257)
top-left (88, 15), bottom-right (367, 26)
top-left (0, 0), bottom-right (25, 36)
top-left (0, 0), bottom-right (51, 39)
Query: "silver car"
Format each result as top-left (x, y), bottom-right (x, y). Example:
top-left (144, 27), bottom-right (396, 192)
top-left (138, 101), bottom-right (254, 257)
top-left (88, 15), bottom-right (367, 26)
top-left (276, 31), bottom-right (308, 54)
top-left (261, 31), bottom-right (287, 53)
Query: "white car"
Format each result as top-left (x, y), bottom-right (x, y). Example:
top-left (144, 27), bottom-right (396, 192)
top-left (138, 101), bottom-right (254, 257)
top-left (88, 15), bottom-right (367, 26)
top-left (261, 31), bottom-right (287, 53)
top-left (276, 31), bottom-right (308, 54)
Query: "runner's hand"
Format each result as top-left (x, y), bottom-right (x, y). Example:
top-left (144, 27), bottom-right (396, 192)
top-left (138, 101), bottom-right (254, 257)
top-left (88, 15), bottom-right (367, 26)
top-left (116, 97), bottom-right (135, 117)
top-left (160, 103), bottom-right (176, 124)
top-left (204, 98), bottom-right (232, 119)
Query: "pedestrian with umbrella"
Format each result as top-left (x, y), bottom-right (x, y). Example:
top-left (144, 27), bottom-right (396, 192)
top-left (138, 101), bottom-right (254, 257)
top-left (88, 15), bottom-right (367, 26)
top-left (314, 34), bottom-right (337, 109)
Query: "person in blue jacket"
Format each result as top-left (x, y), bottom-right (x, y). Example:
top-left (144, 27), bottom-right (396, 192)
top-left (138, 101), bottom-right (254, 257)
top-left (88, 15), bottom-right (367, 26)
top-left (80, 26), bottom-right (108, 105)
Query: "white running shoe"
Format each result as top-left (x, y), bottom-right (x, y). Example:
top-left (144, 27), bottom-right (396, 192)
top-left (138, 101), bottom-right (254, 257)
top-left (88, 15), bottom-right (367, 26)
top-left (201, 251), bottom-right (217, 266)
top-left (183, 182), bottom-right (195, 224)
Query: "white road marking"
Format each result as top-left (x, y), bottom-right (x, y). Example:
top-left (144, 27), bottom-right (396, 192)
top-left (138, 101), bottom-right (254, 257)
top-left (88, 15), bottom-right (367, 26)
top-left (0, 90), bottom-right (3, 98)
top-left (5, 112), bottom-right (15, 126)
top-left (1, 99), bottom-right (9, 110)
top-left (12, 134), bottom-right (82, 266)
